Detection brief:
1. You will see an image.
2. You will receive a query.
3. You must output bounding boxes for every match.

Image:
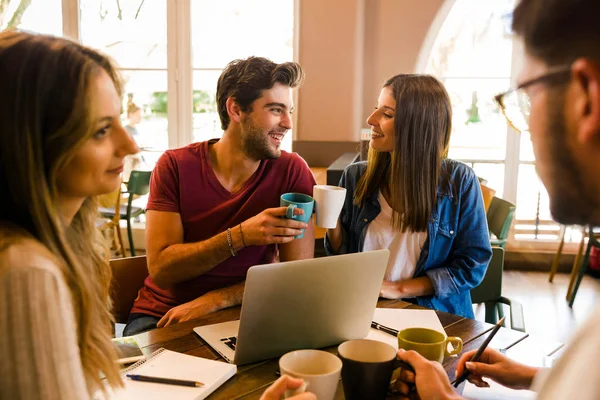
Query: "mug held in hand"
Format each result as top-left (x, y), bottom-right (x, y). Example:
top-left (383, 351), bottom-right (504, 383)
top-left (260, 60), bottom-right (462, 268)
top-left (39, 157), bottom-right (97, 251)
top-left (397, 327), bottom-right (463, 364)
top-left (280, 192), bottom-right (314, 239)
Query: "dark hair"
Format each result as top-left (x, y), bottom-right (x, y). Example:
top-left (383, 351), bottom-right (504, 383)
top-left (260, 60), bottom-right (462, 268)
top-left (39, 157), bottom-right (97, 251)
top-left (355, 74), bottom-right (452, 232)
top-left (216, 56), bottom-right (304, 130)
top-left (512, 0), bottom-right (600, 65)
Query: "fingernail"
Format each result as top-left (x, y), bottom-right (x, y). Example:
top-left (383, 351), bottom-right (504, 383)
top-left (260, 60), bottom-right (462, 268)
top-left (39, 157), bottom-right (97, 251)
top-left (466, 362), bottom-right (475, 371)
top-left (397, 349), bottom-right (405, 353)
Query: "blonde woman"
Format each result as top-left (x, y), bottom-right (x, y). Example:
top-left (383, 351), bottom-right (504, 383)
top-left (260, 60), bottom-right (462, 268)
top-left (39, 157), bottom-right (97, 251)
top-left (0, 31), bottom-right (138, 398)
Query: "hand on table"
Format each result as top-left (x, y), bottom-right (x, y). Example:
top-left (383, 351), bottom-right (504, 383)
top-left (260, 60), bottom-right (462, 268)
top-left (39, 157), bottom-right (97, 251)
top-left (392, 349), bottom-right (462, 400)
top-left (157, 293), bottom-right (218, 328)
top-left (260, 375), bottom-right (316, 400)
top-left (455, 348), bottom-right (539, 390)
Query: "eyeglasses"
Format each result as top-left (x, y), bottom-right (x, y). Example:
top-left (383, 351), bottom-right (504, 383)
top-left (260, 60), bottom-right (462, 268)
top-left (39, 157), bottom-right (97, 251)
top-left (494, 65), bottom-right (572, 133)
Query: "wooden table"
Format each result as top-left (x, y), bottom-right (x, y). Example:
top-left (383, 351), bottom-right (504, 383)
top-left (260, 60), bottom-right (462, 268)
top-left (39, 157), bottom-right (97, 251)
top-left (131, 298), bottom-right (551, 399)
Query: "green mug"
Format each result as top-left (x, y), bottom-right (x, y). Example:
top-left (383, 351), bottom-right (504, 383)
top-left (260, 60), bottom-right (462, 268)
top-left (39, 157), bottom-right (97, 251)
top-left (280, 192), bottom-right (314, 239)
top-left (397, 327), bottom-right (462, 363)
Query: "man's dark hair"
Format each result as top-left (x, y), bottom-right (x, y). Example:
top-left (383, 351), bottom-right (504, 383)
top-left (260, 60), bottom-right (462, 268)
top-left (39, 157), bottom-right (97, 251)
top-left (216, 56), bottom-right (304, 130)
top-left (512, 0), bottom-right (600, 65)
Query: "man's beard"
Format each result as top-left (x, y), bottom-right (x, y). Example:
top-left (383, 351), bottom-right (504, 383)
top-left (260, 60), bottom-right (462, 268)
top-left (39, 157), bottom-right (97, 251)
top-left (240, 117), bottom-right (282, 161)
top-left (542, 96), bottom-right (597, 225)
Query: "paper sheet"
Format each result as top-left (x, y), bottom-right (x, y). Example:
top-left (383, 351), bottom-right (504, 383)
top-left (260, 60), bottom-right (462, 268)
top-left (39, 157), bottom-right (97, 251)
top-left (366, 308), bottom-right (446, 350)
top-left (463, 380), bottom-right (536, 400)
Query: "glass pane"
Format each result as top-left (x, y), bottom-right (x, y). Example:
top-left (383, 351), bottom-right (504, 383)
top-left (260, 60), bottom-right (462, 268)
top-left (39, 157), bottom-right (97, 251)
top-left (444, 78), bottom-right (510, 161)
top-left (192, 70), bottom-right (222, 143)
top-left (425, 0), bottom-right (515, 78)
top-left (2, 0), bottom-right (62, 34)
top-left (519, 131), bottom-right (535, 162)
top-left (191, 0), bottom-right (294, 68)
top-left (121, 70), bottom-right (168, 170)
top-left (472, 163), bottom-right (504, 198)
top-left (79, 0), bottom-right (167, 69)
top-left (513, 164), bottom-right (561, 240)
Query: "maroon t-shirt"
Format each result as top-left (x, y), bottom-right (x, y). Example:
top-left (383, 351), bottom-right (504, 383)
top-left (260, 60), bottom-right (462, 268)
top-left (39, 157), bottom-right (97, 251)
top-left (131, 140), bottom-right (316, 317)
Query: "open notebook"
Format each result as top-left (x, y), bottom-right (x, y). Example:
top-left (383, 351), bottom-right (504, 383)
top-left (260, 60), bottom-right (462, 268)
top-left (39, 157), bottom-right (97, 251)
top-left (107, 348), bottom-right (237, 400)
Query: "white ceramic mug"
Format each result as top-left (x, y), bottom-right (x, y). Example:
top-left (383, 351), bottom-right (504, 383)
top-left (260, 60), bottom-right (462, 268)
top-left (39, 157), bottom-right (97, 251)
top-left (313, 185), bottom-right (347, 229)
top-left (279, 349), bottom-right (342, 400)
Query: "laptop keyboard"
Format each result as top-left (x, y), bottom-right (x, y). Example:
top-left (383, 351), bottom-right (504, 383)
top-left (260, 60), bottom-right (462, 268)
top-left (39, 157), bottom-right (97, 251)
top-left (220, 336), bottom-right (237, 351)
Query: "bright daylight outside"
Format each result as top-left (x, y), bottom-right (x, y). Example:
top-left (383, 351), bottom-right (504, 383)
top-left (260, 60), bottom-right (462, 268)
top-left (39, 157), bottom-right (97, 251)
top-left (2, 0), bottom-right (574, 245)
top-left (425, 0), bottom-right (580, 244)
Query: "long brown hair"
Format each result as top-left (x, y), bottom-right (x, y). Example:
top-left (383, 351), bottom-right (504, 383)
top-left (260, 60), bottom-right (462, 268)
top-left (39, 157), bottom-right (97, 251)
top-left (355, 74), bottom-right (452, 232)
top-left (0, 31), bottom-right (122, 394)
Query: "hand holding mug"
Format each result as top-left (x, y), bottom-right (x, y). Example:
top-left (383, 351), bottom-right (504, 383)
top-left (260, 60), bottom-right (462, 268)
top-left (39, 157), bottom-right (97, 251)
top-left (241, 207), bottom-right (307, 246)
top-left (260, 375), bottom-right (316, 400)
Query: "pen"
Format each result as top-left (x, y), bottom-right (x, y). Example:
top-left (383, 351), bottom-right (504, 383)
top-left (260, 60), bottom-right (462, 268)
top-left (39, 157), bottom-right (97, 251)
top-left (126, 374), bottom-right (204, 387)
top-left (452, 316), bottom-right (506, 388)
top-left (371, 321), bottom-right (399, 337)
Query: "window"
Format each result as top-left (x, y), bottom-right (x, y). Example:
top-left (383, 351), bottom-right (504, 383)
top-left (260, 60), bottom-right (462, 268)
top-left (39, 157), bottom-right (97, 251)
top-left (1, 0), bottom-right (62, 35)
top-left (191, 0), bottom-right (295, 151)
top-left (80, 0), bottom-right (169, 170)
top-left (5, 0), bottom-right (297, 166)
top-left (423, 0), bottom-right (576, 246)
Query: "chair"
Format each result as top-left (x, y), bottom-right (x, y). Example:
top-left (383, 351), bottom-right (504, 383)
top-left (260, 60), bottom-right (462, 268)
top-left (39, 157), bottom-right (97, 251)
top-left (99, 170), bottom-right (151, 256)
top-left (97, 185), bottom-right (126, 258)
top-left (109, 256), bottom-right (149, 324)
top-left (487, 196), bottom-right (516, 248)
top-left (471, 247), bottom-right (526, 332)
top-left (568, 226), bottom-right (600, 307)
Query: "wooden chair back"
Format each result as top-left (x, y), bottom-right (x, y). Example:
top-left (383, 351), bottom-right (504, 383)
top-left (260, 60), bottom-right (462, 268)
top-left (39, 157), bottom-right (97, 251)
top-left (109, 255), bottom-right (149, 324)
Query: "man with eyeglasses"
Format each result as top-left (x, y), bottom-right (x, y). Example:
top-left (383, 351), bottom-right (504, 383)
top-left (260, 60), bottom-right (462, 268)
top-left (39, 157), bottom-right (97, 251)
top-left (390, 0), bottom-right (600, 399)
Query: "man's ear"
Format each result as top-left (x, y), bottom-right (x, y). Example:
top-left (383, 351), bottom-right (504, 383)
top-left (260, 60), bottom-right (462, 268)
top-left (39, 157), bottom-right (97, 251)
top-left (226, 97), bottom-right (243, 124)
top-left (572, 58), bottom-right (600, 144)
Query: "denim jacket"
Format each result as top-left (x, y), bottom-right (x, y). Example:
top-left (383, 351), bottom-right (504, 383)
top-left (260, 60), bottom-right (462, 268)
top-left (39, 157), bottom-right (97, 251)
top-left (324, 160), bottom-right (492, 318)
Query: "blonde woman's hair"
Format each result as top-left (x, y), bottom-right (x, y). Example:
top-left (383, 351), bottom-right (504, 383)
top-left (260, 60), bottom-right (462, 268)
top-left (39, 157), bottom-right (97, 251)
top-left (0, 31), bottom-right (122, 395)
top-left (355, 74), bottom-right (453, 232)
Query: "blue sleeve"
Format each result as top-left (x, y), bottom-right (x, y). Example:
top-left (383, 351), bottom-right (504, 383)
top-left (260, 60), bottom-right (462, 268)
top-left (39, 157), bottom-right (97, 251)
top-left (426, 175), bottom-right (492, 298)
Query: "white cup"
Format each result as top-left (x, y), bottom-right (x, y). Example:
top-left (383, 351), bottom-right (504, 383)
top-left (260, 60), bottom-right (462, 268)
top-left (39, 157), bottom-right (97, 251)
top-left (279, 349), bottom-right (342, 400)
top-left (313, 185), bottom-right (347, 229)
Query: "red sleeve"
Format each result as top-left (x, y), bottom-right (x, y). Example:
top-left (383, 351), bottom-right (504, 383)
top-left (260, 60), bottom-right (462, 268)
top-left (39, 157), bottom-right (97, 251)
top-left (286, 153), bottom-right (317, 196)
top-left (146, 151), bottom-right (180, 213)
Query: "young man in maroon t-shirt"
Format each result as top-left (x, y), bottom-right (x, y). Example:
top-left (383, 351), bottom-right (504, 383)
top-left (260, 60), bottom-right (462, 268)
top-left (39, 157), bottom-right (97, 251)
top-left (124, 57), bottom-right (316, 336)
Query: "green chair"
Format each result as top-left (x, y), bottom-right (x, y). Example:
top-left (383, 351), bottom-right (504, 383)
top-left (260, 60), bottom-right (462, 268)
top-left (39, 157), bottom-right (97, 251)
top-left (568, 226), bottom-right (600, 307)
top-left (487, 196), bottom-right (516, 248)
top-left (471, 247), bottom-right (526, 332)
top-left (99, 170), bottom-right (151, 257)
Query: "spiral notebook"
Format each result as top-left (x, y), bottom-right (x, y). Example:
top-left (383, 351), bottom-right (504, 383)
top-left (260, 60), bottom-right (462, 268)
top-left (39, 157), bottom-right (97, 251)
top-left (108, 348), bottom-right (237, 399)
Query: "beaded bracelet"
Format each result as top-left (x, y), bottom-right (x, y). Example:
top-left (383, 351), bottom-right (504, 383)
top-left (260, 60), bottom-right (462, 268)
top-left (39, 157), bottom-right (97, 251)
top-left (226, 228), bottom-right (236, 257)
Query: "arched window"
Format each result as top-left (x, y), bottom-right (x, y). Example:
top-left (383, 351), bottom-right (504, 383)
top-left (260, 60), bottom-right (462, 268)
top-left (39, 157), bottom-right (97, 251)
top-left (422, 0), bottom-right (582, 247)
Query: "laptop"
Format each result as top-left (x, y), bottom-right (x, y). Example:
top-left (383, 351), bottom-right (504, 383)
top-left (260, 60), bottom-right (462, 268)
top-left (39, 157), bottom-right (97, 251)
top-left (194, 249), bottom-right (390, 365)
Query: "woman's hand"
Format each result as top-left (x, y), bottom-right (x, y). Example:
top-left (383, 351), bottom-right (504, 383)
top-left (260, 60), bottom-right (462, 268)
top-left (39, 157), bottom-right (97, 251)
top-left (455, 348), bottom-right (539, 390)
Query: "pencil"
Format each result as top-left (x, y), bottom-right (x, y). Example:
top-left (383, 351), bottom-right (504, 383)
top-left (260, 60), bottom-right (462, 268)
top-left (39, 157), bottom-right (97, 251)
top-left (126, 374), bottom-right (204, 387)
top-left (452, 316), bottom-right (506, 388)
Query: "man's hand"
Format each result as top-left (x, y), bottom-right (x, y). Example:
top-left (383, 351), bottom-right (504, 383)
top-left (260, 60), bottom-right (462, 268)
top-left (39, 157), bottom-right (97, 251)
top-left (157, 293), bottom-right (219, 328)
top-left (260, 375), bottom-right (316, 400)
top-left (394, 349), bottom-right (462, 400)
top-left (380, 280), bottom-right (404, 299)
top-left (455, 348), bottom-right (539, 390)
top-left (241, 207), bottom-right (308, 246)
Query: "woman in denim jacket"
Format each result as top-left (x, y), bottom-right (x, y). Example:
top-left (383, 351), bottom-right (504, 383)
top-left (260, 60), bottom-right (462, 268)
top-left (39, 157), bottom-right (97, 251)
top-left (325, 74), bottom-right (492, 318)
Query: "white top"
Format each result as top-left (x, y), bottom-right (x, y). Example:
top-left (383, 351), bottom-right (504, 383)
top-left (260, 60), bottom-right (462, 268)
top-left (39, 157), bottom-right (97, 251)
top-left (0, 226), bottom-right (91, 399)
top-left (363, 192), bottom-right (427, 282)
top-left (531, 304), bottom-right (600, 399)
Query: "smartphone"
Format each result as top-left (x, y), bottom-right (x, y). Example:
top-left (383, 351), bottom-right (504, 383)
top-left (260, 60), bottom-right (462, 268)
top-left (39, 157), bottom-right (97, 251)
top-left (112, 336), bottom-right (145, 364)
